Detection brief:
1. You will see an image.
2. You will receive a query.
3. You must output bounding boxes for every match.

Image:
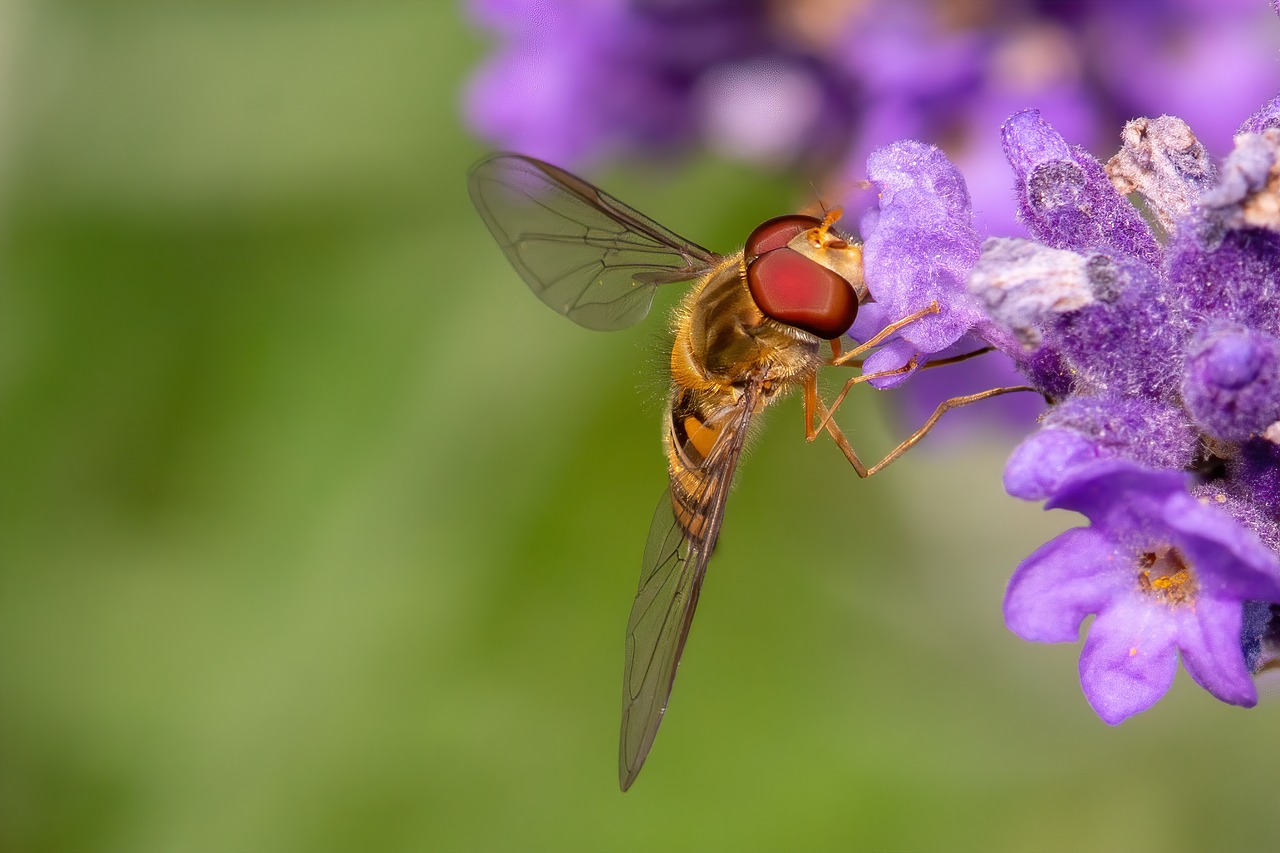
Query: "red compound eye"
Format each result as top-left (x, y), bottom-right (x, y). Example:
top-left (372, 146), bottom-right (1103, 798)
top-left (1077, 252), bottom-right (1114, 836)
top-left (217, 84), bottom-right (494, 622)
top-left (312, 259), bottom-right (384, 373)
top-left (746, 247), bottom-right (858, 339)
top-left (744, 214), bottom-right (824, 260)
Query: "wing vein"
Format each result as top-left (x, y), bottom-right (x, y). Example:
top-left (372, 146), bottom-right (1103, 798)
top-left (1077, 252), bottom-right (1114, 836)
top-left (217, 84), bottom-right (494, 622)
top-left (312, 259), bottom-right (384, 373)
top-left (468, 153), bottom-right (719, 331)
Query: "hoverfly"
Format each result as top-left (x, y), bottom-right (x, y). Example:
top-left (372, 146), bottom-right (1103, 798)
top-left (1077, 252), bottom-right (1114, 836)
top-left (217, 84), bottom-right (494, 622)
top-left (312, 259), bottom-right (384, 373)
top-left (468, 153), bottom-right (977, 791)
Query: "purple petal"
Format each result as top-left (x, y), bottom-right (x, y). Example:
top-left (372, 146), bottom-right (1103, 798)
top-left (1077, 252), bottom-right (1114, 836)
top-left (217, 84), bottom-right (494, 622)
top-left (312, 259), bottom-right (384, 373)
top-left (1079, 596), bottom-right (1179, 725)
top-left (860, 339), bottom-right (919, 390)
top-left (1003, 428), bottom-right (1100, 501)
top-left (1176, 598), bottom-right (1258, 708)
top-left (861, 141), bottom-right (984, 356)
top-left (1160, 493), bottom-right (1280, 602)
top-left (1004, 528), bottom-right (1122, 642)
top-left (846, 300), bottom-right (891, 344)
top-left (1046, 457), bottom-right (1189, 529)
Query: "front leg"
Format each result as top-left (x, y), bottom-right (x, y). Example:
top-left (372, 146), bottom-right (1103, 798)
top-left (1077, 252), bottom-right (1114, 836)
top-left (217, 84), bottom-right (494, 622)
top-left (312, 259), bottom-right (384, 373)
top-left (830, 301), bottom-right (940, 367)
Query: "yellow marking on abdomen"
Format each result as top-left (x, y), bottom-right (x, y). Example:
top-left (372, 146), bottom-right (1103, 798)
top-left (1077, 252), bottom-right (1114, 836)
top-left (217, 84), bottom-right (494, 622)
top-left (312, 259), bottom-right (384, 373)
top-left (682, 415), bottom-right (720, 462)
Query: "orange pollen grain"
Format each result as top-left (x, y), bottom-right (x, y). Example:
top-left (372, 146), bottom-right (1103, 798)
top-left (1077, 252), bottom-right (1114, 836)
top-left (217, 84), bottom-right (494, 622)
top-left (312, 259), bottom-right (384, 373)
top-left (1136, 546), bottom-right (1198, 606)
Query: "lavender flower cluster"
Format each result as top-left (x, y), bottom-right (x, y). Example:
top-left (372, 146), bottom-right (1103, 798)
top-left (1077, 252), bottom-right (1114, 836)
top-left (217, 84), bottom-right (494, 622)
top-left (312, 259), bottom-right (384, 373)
top-left (862, 95), bottom-right (1280, 722)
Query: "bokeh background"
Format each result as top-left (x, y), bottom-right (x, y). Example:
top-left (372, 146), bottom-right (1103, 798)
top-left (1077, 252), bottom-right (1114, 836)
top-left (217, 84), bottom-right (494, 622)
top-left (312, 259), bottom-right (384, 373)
top-left (1, 3), bottom-right (1276, 852)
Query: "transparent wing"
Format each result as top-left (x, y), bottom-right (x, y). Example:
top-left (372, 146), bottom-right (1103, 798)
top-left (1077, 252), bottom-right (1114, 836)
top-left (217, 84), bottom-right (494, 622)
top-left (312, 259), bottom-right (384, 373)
top-left (468, 153), bottom-right (720, 331)
top-left (619, 386), bottom-right (759, 791)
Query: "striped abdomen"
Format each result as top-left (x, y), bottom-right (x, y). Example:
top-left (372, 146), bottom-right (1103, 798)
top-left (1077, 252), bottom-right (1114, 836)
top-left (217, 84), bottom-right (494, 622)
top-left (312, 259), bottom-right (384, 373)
top-left (663, 387), bottom-right (750, 545)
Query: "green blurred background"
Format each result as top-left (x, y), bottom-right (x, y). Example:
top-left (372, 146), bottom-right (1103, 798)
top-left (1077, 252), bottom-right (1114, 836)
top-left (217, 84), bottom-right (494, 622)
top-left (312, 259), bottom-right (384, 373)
top-left (1, 4), bottom-right (1274, 852)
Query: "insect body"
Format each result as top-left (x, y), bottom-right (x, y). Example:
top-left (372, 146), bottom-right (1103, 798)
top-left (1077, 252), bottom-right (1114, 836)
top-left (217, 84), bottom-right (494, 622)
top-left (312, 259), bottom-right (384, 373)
top-left (469, 154), bottom-right (898, 790)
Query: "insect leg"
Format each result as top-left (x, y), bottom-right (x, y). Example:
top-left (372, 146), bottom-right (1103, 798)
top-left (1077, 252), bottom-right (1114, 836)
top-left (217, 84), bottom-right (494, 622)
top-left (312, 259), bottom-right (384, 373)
top-left (830, 345), bottom-right (996, 373)
top-left (811, 342), bottom-right (1005, 447)
top-left (806, 384), bottom-right (869, 477)
top-left (918, 346), bottom-right (996, 367)
top-left (831, 301), bottom-right (940, 367)
top-left (804, 372), bottom-right (821, 440)
top-left (860, 385), bottom-right (1039, 477)
top-left (810, 357), bottom-right (921, 441)
top-left (813, 384), bottom-right (1037, 478)
top-left (805, 358), bottom-right (924, 478)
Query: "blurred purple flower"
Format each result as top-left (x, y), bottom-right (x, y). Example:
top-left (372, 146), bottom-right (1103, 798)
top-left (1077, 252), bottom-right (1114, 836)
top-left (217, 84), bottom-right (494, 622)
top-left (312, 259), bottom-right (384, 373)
top-left (1079, 0), bottom-right (1279, 155)
top-left (464, 0), bottom-right (849, 167)
top-left (464, 0), bottom-right (1278, 234)
top-left (1004, 459), bottom-right (1280, 723)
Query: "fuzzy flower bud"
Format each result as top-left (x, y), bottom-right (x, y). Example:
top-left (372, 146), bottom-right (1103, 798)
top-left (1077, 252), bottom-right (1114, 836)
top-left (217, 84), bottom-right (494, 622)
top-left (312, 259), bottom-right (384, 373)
top-left (1039, 395), bottom-right (1199, 473)
top-left (1183, 323), bottom-right (1280, 443)
top-left (1002, 109), bottom-right (1161, 266)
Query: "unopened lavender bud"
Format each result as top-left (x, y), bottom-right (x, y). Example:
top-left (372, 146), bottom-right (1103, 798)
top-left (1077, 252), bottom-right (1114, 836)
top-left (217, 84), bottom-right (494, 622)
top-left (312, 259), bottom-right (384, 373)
top-left (1183, 323), bottom-right (1280, 443)
top-left (1001, 109), bottom-right (1160, 265)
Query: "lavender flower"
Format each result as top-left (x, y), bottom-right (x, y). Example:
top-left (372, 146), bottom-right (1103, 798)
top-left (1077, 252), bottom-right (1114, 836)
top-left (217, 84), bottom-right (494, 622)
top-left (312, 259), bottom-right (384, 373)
top-left (464, 0), bottom-right (1279, 438)
top-left (1003, 459), bottom-right (1280, 723)
top-left (862, 95), bottom-right (1280, 722)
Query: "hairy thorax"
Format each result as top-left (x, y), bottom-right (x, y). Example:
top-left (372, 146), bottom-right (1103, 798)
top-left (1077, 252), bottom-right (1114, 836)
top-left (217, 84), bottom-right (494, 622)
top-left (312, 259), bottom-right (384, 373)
top-left (669, 256), bottom-right (823, 410)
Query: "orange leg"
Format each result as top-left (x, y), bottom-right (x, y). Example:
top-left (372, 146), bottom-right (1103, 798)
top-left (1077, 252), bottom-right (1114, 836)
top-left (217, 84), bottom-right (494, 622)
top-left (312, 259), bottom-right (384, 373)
top-left (810, 357), bottom-right (921, 440)
top-left (809, 300), bottom-right (1029, 475)
top-left (815, 385), bottom-right (1039, 479)
top-left (831, 345), bottom-right (996, 374)
top-left (819, 344), bottom-right (997, 434)
top-left (831, 301), bottom-right (940, 367)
